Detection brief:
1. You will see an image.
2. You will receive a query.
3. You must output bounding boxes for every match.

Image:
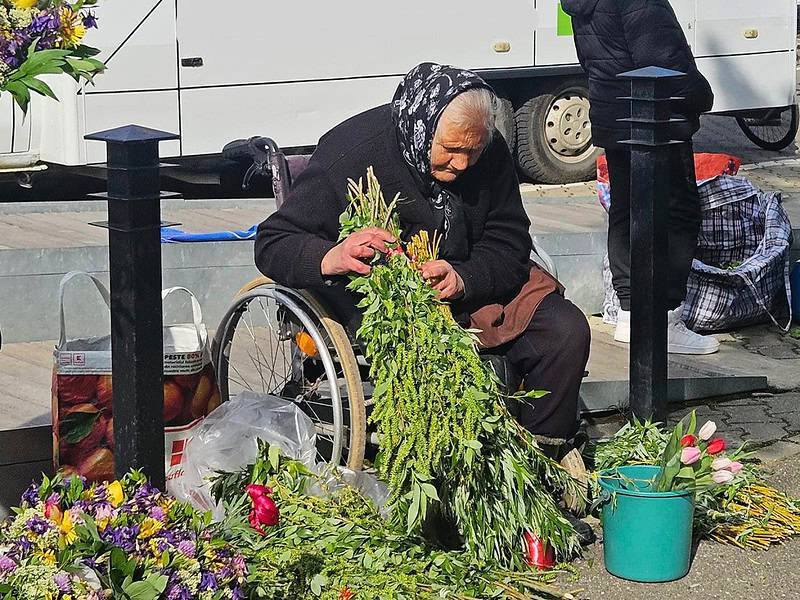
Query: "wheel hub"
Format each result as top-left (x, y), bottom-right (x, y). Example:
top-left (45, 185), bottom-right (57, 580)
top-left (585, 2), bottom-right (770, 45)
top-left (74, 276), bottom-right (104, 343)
top-left (545, 94), bottom-right (592, 157)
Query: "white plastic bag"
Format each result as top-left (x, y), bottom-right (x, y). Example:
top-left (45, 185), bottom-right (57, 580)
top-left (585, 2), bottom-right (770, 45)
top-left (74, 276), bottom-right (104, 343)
top-left (169, 391), bottom-right (317, 518)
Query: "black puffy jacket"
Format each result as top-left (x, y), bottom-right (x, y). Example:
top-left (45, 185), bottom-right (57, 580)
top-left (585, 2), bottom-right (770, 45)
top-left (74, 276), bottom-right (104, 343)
top-left (561, 0), bottom-right (713, 148)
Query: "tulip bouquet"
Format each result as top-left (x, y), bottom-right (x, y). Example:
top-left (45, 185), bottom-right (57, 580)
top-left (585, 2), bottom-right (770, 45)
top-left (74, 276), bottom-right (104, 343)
top-left (653, 412), bottom-right (743, 493)
top-left (0, 0), bottom-right (105, 111)
top-left (590, 413), bottom-right (800, 549)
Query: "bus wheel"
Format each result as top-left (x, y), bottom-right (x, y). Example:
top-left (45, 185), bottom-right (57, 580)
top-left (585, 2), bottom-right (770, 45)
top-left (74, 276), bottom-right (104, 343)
top-left (515, 80), bottom-right (600, 183)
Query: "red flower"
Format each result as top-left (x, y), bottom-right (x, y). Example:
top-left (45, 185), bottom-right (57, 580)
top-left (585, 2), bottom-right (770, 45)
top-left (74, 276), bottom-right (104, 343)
top-left (680, 434), bottom-right (696, 447)
top-left (339, 588), bottom-right (354, 600)
top-left (246, 484), bottom-right (273, 500)
top-left (246, 484), bottom-right (279, 534)
top-left (522, 531), bottom-right (555, 570)
top-left (706, 438), bottom-right (726, 455)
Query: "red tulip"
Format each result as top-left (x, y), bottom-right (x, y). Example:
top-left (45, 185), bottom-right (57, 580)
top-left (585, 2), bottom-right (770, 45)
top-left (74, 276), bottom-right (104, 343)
top-left (680, 434), bottom-right (696, 447)
top-left (522, 531), bottom-right (555, 570)
top-left (706, 438), bottom-right (726, 455)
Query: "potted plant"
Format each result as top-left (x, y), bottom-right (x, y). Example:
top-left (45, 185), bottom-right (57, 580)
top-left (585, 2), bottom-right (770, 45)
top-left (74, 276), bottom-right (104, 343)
top-left (0, 0), bottom-right (105, 168)
top-left (598, 411), bottom-right (744, 582)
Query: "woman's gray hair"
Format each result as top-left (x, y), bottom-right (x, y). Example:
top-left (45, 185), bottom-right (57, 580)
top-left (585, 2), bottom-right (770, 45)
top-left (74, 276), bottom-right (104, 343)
top-left (441, 88), bottom-right (498, 139)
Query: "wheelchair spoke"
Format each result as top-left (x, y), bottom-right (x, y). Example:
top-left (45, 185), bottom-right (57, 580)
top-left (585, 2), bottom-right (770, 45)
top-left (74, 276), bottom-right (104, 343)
top-left (220, 287), bottom-right (359, 467)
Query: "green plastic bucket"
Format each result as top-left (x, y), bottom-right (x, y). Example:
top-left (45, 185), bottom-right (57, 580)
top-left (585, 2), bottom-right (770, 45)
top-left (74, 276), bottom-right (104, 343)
top-left (598, 465), bottom-right (694, 582)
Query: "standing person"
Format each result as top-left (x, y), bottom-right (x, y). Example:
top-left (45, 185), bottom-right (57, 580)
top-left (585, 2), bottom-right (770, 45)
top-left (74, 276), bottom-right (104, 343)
top-left (562, 0), bottom-right (719, 354)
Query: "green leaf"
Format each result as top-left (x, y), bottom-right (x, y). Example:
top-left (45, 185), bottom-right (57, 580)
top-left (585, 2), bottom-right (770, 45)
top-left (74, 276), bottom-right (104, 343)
top-left (420, 482), bottom-right (440, 501)
top-left (61, 410), bottom-right (101, 444)
top-left (22, 77), bottom-right (58, 100)
top-left (310, 573), bottom-right (327, 596)
top-left (268, 444), bottom-right (281, 471)
top-left (123, 575), bottom-right (168, 600)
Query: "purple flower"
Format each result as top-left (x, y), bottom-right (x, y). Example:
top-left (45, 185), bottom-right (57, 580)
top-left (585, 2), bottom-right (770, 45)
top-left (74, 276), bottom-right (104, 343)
top-left (14, 538), bottom-right (32, 555)
top-left (199, 572), bottom-right (219, 592)
top-left (166, 583), bottom-right (193, 600)
top-left (26, 516), bottom-right (52, 535)
top-left (176, 540), bottom-right (195, 558)
top-left (232, 554), bottom-right (247, 577)
top-left (149, 506), bottom-right (166, 522)
top-left (83, 11), bottom-right (98, 29)
top-left (100, 525), bottom-right (140, 552)
top-left (20, 483), bottom-right (39, 506)
top-left (30, 11), bottom-right (61, 36)
top-left (53, 572), bottom-right (72, 593)
top-left (232, 586), bottom-right (245, 600)
top-left (0, 556), bottom-right (16, 573)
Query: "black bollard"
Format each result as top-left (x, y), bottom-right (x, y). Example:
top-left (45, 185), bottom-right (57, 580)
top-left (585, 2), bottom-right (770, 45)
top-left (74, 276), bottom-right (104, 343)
top-left (85, 125), bottom-right (179, 489)
top-left (618, 66), bottom-right (687, 423)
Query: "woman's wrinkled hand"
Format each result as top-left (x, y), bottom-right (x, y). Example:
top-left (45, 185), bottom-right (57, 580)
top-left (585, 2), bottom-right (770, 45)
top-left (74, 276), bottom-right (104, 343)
top-left (420, 260), bottom-right (465, 300)
top-left (321, 228), bottom-right (396, 276)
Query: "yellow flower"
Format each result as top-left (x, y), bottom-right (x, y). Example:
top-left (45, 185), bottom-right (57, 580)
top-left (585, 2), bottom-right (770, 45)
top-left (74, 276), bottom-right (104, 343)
top-left (138, 517), bottom-right (163, 539)
top-left (107, 481), bottom-right (124, 507)
top-left (59, 7), bottom-right (86, 48)
top-left (59, 510), bottom-right (77, 545)
top-left (11, 0), bottom-right (37, 9)
top-left (37, 550), bottom-right (57, 565)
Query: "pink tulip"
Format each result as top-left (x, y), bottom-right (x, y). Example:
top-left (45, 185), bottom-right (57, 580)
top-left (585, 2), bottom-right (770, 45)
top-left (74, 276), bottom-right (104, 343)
top-left (712, 470), bottom-right (734, 484)
top-left (680, 446), bottom-right (702, 465)
top-left (728, 461), bottom-right (744, 474)
top-left (712, 457), bottom-right (732, 471)
top-left (698, 421), bottom-right (717, 441)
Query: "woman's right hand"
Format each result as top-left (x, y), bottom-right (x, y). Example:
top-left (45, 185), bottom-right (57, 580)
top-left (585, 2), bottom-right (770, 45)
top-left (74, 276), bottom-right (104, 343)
top-left (320, 228), bottom-right (396, 276)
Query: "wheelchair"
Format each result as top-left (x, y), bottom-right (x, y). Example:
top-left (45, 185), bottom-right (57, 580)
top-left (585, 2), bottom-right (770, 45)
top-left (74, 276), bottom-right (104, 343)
top-left (212, 137), bottom-right (564, 471)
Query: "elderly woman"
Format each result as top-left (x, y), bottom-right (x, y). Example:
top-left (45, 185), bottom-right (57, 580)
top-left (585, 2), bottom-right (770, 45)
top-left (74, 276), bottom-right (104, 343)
top-left (255, 63), bottom-right (590, 458)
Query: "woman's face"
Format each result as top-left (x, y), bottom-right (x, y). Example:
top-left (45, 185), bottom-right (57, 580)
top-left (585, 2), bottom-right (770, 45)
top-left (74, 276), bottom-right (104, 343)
top-left (430, 115), bottom-right (489, 183)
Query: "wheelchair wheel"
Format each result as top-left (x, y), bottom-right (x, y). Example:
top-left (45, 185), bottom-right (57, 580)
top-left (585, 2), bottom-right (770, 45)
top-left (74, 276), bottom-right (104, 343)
top-left (213, 277), bottom-right (366, 470)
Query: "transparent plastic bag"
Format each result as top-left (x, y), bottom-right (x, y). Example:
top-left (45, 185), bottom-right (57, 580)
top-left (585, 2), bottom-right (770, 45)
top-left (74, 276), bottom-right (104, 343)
top-left (168, 391), bottom-right (316, 518)
top-left (306, 463), bottom-right (391, 519)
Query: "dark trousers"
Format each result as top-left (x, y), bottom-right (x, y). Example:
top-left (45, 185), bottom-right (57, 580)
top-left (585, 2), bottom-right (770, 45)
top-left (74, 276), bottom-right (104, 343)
top-left (605, 144), bottom-right (702, 311)
top-left (500, 293), bottom-right (591, 442)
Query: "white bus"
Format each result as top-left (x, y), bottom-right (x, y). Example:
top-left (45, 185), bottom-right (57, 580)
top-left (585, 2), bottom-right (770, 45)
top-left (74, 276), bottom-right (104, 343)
top-left (0, 0), bottom-right (796, 186)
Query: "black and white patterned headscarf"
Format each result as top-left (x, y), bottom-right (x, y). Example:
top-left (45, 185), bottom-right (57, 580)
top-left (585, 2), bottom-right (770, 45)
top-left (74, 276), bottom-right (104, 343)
top-left (391, 63), bottom-right (492, 248)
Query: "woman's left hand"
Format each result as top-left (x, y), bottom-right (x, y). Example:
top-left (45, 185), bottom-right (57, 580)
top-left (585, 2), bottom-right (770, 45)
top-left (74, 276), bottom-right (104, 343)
top-left (420, 260), bottom-right (465, 300)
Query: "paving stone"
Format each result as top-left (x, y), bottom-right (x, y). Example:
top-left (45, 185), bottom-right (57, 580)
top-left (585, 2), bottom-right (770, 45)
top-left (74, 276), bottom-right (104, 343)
top-left (758, 345), bottom-right (800, 360)
top-left (756, 441), bottom-right (800, 463)
top-left (738, 421), bottom-right (790, 445)
top-left (725, 405), bottom-right (786, 424)
top-left (763, 393), bottom-right (800, 414)
top-left (777, 410), bottom-right (800, 435)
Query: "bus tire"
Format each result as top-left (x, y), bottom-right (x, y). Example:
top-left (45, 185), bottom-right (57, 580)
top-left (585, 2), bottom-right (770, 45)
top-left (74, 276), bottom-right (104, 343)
top-left (515, 80), bottom-right (600, 184)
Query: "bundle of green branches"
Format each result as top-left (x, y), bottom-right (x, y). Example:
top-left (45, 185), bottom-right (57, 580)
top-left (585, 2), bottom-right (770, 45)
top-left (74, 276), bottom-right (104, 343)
top-left (212, 442), bottom-right (580, 600)
top-left (339, 168), bottom-right (585, 567)
top-left (590, 417), bottom-right (800, 549)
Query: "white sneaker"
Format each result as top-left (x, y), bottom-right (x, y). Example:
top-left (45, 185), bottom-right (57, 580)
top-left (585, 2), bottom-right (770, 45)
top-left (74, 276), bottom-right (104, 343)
top-left (614, 306), bottom-right (720, 355)
top-left (614, 309), bottom-right (630, 343)
top-left (667, 306), bottom-right (720, 355)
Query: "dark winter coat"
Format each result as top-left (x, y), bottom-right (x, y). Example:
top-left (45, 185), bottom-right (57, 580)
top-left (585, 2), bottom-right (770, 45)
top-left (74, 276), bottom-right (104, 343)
top-left (561, 0), bottom-right (714, 148)
top-left (254, 105), bottom-right (534, 336)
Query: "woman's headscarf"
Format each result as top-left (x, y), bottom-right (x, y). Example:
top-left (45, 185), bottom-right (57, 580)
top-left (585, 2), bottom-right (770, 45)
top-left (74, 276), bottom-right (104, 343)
top-left (391, 63), bottom-right (493, 253)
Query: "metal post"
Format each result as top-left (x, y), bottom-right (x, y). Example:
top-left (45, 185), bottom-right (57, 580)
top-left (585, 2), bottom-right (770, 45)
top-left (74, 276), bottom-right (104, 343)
top-left (618, 67), bottom-right (687, 423)
top-left (85, 125), bottom-right (179, 489)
